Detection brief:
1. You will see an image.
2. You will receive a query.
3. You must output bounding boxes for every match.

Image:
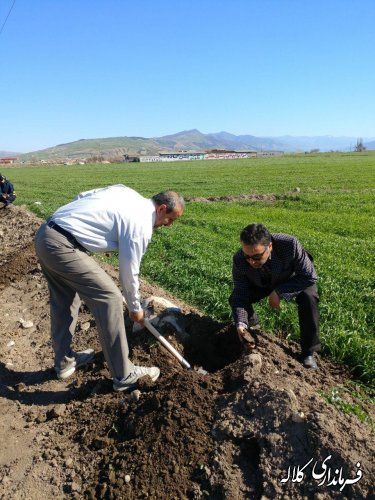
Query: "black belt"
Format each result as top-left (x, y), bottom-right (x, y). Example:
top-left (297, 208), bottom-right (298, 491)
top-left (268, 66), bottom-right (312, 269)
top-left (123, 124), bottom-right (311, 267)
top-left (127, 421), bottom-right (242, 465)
top-left (46, 219), bottom-right (87, 252)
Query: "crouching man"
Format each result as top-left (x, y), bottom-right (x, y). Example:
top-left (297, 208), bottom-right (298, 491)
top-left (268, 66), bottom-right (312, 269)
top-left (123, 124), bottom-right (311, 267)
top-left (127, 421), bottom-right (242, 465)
top-left (35, 185), bottom-right (184, 391)
top-left (229, 223), bottom-right (321, 369)
top-left (0, 174), bottom-right (16, 208)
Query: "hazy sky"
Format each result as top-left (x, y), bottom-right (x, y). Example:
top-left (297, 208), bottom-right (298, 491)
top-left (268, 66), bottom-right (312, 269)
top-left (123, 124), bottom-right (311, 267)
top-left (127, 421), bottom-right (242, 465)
top-left (1, 0), bottom-right (374, 152)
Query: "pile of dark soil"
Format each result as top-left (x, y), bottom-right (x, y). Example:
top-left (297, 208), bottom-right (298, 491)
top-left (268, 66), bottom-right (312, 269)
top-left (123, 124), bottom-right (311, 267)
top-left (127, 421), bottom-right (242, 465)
top-left (0, 206), bottom-right (374, 499)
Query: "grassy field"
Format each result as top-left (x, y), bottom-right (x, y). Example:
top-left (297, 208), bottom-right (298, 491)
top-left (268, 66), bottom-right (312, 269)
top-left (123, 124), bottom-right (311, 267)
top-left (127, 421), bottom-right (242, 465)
top-left (3, 152), bottom-right (375, 385)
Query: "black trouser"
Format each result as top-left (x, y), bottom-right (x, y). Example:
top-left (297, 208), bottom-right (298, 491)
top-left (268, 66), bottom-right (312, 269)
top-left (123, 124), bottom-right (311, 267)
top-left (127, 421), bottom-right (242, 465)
top-left (229, 284), bottom-right (320, 356)
top-left (295, 285), bottom-right (320, 355)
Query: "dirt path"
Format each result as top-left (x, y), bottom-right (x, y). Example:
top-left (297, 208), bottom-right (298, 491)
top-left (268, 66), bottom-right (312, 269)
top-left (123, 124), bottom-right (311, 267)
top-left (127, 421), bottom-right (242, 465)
top-left (0, 206), bottom-right (373, 499)
top-left (185, 194), bottom-right (277, 203)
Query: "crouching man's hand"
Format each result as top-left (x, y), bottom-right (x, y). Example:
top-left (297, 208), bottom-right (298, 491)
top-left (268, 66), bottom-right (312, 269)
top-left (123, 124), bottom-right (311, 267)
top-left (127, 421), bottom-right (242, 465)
top-left (268, 290), bottom-right (281, 309)
top-left (237, 325), bottom-right (247, 343)
top-left (130, 309), bottom-right (145, 325)
top-left (237, 325), bottom-right (256, 350)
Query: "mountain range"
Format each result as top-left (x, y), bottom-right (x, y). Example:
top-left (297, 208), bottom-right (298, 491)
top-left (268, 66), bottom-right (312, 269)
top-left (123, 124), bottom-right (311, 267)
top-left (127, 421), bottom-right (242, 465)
top-left (0, 151), bottom-right (20, 157)
top-left (3, 130), bottom-right (375, 161)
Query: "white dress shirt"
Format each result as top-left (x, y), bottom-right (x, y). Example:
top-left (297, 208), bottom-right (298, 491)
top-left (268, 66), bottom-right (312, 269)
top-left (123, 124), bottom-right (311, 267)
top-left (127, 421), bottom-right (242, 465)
top-left (52, 184), bottom-right (156, 311)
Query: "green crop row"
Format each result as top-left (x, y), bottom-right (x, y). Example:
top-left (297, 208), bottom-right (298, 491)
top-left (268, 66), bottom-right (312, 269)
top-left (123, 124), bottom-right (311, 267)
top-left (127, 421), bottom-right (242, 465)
top-left (3, 152), bottom-right (374, 386)
top-left (5, 151), bottom-right (375, 207)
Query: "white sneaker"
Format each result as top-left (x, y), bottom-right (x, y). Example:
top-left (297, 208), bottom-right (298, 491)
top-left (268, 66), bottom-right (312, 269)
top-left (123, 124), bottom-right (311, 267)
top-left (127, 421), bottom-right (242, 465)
top-left (55, 349), bottom-right (95, 380)
top-left (113, 366), bottom-right (160, 392)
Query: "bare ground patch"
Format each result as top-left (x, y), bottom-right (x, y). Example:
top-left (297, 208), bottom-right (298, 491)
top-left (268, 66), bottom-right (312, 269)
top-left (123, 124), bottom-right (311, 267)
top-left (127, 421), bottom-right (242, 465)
top-left (185, 194), bottom-right (278, 203)
top-left (0, 206), bottom-right (374, 499)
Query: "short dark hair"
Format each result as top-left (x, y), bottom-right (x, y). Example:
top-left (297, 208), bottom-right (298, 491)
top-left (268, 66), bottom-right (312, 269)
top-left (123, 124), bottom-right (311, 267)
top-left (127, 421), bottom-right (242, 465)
top-left (240, 223), bottom-right (271, 246)
top-left (152, 191), bottom-right (185, 213)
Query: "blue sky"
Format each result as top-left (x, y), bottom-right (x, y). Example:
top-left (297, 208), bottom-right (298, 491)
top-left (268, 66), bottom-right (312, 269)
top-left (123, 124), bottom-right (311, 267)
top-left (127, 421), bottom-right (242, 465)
top-left (1, 0), bottom-right (374, 152)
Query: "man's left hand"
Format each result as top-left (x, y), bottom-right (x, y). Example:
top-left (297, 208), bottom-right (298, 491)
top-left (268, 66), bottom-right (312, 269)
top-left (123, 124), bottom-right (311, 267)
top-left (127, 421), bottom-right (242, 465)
top-left (268, 290), bottom-right (281, 309)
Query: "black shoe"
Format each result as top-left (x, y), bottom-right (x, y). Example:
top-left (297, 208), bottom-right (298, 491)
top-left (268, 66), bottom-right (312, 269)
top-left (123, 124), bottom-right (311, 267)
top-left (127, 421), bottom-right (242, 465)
top-left (302, 355), bottom-right (317, 370)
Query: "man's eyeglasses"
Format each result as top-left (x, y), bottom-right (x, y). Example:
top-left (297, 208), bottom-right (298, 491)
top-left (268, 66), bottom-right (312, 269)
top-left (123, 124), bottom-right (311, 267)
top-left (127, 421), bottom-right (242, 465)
top-left (243, 247), bottom-right (268, 262)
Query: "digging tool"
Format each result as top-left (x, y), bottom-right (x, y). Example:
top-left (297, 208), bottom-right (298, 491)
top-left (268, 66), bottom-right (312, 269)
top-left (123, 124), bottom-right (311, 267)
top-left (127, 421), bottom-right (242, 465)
top-left (143, 319), bottom-right (191, 370)
top-left (122, 296), bottom-right (191, 369)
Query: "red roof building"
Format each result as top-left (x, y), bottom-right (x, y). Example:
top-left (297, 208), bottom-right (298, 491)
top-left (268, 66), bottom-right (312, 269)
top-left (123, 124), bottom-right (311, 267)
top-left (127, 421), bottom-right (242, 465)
top-left (0, 158), bottom-right (18, 164)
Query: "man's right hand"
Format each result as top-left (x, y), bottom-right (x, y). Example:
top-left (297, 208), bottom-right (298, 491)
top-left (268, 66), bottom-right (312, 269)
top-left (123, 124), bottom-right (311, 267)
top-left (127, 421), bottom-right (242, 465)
top-left (237, 326), bottom-right (256, 350)
top-left (130, 310), bottom-right (145, 325)
top-left (237, 326), bottom-right (247, 342)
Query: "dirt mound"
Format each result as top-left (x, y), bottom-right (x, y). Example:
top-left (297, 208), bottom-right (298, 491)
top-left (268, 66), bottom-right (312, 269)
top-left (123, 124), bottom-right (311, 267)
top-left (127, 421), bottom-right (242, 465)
top-left (0, 206), bottom-right (374, 499)
top-left (186, 194), bottom-right (277, 203)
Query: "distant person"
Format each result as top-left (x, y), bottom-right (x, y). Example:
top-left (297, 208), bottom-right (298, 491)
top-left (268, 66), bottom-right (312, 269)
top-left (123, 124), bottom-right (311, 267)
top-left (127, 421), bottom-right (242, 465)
top-left (34, 185), bottom-right (185, 391)
top-left (229, 223), bottom-right (320, 369)
top-left (0, 174), bottom-right (16, 208)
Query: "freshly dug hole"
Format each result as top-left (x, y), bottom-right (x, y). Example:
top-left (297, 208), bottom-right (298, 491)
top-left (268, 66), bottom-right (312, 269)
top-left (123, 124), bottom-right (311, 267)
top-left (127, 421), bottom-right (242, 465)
top-left (156, 313), bottom-right (244, 373)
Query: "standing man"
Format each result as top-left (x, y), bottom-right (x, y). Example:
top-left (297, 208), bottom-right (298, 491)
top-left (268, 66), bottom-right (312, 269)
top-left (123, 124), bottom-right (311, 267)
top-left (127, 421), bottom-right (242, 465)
top-left (35, 185), bottom-right (184, 391)
top-left (229, 223), bottom-right (320, 369)
top-left (0, 174), bottom-right (16, 208)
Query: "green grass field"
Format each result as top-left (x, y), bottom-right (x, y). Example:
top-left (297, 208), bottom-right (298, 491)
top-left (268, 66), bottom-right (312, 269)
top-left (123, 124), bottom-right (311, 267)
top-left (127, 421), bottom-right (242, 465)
top-left (3, 152), bottom-right (375, 385)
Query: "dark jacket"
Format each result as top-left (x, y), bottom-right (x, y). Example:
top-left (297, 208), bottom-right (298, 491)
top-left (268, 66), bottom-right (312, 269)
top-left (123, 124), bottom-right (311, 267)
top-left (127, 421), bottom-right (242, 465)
top-left (0, 179), bottom-right (16, 205)
top-left (0, 179), bottom-right (15, 196)
top-left (230, 233), bottom-right (317, 324)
